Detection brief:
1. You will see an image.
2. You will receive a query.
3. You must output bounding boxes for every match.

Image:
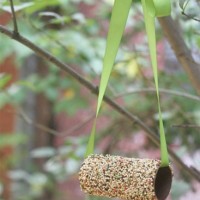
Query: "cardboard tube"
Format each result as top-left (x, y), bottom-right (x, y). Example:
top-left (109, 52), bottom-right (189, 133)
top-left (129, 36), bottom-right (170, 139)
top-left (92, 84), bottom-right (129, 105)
top-left (79, 154), bottom-right (172, 200)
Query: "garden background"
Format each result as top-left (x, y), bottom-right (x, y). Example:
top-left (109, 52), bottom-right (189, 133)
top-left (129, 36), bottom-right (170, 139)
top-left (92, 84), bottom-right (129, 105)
top-left (0, 0), bottom-right (200, 199)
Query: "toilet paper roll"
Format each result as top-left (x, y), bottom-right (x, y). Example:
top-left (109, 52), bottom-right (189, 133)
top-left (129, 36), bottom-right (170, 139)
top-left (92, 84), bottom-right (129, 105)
top-left (79, 154), bottom-right (172, 200)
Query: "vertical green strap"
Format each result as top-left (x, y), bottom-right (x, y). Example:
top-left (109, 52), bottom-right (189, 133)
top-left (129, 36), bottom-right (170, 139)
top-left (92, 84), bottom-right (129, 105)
top-left (85, 0), bottom-right (171, 166)
top-left (141, 0), bottom-right (171, 167)
top-left (85, 119), bottom-right (97, 157)
top-left (85, 0), bottom-right (132, 157)
top-left (96, 0), bottom-right (132, 116)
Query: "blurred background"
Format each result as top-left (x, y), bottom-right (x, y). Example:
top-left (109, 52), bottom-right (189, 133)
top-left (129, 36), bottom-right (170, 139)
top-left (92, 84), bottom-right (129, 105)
top-left (0, 0), bottom-right (200, 199)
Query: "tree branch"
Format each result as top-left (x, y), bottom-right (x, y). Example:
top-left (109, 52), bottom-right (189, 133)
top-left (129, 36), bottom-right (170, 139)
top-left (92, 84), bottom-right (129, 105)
top-left (0, 25), bottom-right (199, 181)
top-left (17, 107), bottom-right (94, 137)
top-left (172, 124), bottom-right (200, 129)
top-left (9, 0), bottom-right (19, 34)
top-left (181, 11), bottom-right (200, 22)
top-left (158, 16), bottom-right (200, 95)
top-left (115, 87), bottom-right (200, 101)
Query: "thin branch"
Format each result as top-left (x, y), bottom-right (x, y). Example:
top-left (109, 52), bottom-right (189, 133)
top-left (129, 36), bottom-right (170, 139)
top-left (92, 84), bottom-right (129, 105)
top-left (59, 114), bottom-right (94, 137)
top-left (172, 124), bottom-right (200, 129)
top-left (17, 108), bottom-right (60, 136)
top-left (9, 0), bottom-right (19, 34)
top-left (115, 88), bottom-right (200, 101)
top-left (27, 17), bottom-right (117, 96)
top-left (190, 166), bottom-right (200, 178)
top-left (17, 107), bottom-right (94, 137)
top-left (181, 0), bottom-right (200, 22)
top-left (181, 11), bottom-right (200, 22)
top-left (0, 25), bottom-right (199, 182)
top-left (182, 0), bottom-right (190, 12)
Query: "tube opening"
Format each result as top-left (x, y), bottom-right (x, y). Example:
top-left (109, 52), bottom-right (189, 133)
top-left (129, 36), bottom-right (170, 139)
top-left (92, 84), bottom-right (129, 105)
top-left (155, 166), bottom-right (172, 200)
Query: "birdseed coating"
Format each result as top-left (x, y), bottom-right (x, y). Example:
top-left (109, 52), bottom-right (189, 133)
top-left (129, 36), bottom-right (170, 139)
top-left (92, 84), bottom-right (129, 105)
top-left (79, 154), bottom-right (161, 200)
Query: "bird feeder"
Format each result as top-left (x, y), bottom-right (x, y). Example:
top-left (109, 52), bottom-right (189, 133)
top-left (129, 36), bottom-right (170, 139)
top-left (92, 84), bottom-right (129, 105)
top-left (79, 154), bottom-right (172, 200)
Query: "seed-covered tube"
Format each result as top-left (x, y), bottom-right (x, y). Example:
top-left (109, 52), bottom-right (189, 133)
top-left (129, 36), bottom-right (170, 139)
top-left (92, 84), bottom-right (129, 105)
top-left (79, 154), bottom-right (172, 200)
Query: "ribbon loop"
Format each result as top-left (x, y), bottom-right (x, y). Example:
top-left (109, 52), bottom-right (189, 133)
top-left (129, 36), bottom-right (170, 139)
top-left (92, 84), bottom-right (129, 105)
top-left (86, 0), bottom-right (172, 167)
top-left (153, 0), bottom-right (171, 17)
top-left (146, 0), bottom-right (171, 17)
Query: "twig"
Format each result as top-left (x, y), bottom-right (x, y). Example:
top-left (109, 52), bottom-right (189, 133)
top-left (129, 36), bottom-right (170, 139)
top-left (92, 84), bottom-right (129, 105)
top-left (27, 17), bottom-right (117, 96)
top-left (18, 108), bottom-right (60, 136)
top-left (180, 0), bottom-right (200, 22)
top-left (17, 107), bottom-right (94, 137)
top-left (9, 0), bottom-right (19, 34)
top-left (59, 114), bottom-right (94, 137)
top-left (115, 88), bottom-right (200, 101)
top-left (0, 25), bottom-right (199, 182)
top-left (172, 124), bottom-right (200, 129)
top-left (190, 166), bottom-right (200, 178)
top-left (181, 11), bottom-right (200, 22)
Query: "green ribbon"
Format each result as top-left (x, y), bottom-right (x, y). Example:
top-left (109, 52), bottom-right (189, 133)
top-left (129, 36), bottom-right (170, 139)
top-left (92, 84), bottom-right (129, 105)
top-left (141, 0), bottom-right (171, 167)
top-left (96, 0), bottom-right (132, 116)
top-left (145, 0), bottom-right (171, 17)
top-left (85, 0), bottom-right (132, 157)
top-left (85, 0), bottom-right (171, 167)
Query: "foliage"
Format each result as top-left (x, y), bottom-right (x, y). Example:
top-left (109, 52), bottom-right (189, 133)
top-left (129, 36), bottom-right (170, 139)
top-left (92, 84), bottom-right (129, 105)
top-left (0, 0), bottom-right (200, 200)
top-left (0, 133), bottom-right (27, 148)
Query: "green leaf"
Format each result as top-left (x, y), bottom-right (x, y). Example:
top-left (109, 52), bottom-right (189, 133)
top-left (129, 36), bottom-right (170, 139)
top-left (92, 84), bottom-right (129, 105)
top-left (17, 80), bottom-right (37, 91)
top-left (0, 133), bottom-right (27, 148)
top-left (25, 0), bottom-right (60, 14)
top-left (1, 2), bottom-right (34, 13)
top-left (0, 35), bottom-right (15, 61)
top-left (0, 92), bottom-right (10, 108)
top-left (179, 0), bottom-right (188, 10)
top-left (0, 73), bottom-right (11, 89)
